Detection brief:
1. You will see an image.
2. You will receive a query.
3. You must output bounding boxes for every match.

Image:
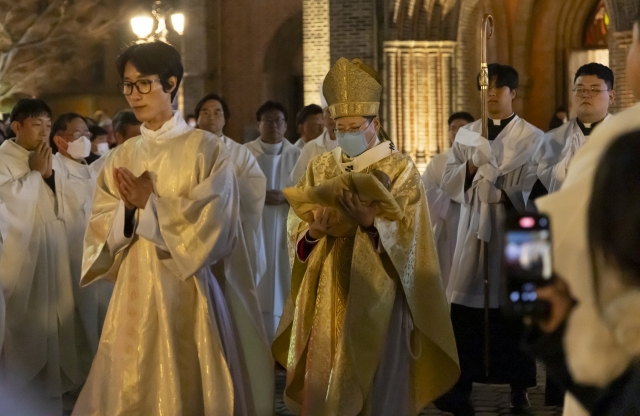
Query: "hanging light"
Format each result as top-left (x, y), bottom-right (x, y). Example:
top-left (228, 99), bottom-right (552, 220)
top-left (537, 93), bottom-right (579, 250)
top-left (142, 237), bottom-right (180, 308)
top-left (171, 13), bottom-right (185, 35)
top-left (131, 16), bottom-right (154, 39)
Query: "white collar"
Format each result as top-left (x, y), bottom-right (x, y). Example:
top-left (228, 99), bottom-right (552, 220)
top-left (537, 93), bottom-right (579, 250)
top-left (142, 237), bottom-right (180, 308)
top-left (332, 140), bottom-right (397, 173)
top-left (140, 111), bottom-right (192, 141)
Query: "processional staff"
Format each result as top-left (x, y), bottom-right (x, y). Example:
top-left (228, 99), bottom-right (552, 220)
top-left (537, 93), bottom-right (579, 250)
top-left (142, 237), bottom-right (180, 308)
top-left (478, 13), bottom-right (494, 378)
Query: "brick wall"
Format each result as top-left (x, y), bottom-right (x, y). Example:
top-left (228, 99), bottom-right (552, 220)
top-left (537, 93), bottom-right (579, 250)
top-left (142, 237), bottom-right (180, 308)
top-left (328, 0), bottom-right (377, 68)
top-left (303, 0), bottom-right (331, 105)
top-left (609, 30), bottom-right (635, 113)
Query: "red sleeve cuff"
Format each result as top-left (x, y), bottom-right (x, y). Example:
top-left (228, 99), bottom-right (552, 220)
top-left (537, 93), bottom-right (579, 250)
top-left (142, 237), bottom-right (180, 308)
top-left (297, 232), bottom-right (318, 261)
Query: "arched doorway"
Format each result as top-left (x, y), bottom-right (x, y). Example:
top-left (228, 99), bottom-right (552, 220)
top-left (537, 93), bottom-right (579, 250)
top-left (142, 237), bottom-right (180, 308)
top-left (263, 11), bottom-right (304, 142)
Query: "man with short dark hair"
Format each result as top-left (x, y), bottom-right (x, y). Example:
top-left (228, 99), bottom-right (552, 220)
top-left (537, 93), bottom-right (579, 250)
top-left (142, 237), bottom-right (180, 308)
top-left (74, 41), bottom-right (273, 415)
top-left (438, 63), bottom-right (544, 414)
top-left (112, 109), bottom-right (141, 146)
top-left (0, 98), bottom-right (82, 412)
top-left (294, 103), bottom-right (324, 148)
top-left (422, 111), bottom-right (474, 290)
top-left (533, 63), bottom-right (615, 195)
top-left (289, 87), bottom-right (340, 185)
top-left (195, 93), bottom-right (267, 289)
top-left (86, 125), bottom-right (109, 164)
top-left (244, 100), bottom-right (300, 340)
top-left (535, 14), bottom-right (640, 416)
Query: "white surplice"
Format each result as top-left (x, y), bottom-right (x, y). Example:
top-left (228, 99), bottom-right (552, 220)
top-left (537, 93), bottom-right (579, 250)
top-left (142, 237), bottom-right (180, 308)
top-left (220, 135), bottom-right (267, 286)
top-left (289, 129), bottom-right (338, 185)
top-left (422, 150), bottom-right (460, 290)
top-left (537, 103), bottom-right (640, 416)
top-left (53, 153), bottom-right (112, 379)
top-left (74, 113), bottom-right (273, 416)
top-left (535, 115), bottom-right (611, 193)
top-left (442, 117), bottom-right (543, 307)
top-left (244, 138), bottom-right (300, 340)
top-left (0, 140), bottom-right (80, 407)
top-left (294, 137), bottom-right (305, 149)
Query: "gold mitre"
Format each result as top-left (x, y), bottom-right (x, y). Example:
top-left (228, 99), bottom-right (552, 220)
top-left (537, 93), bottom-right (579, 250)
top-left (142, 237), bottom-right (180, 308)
top-left (323, 58), bottom-right (382, 119)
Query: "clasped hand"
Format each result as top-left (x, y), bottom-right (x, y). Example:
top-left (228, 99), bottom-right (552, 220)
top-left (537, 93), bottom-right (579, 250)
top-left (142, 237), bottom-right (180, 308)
top-left (113, 168), bottom-right (154, 210)
top-left (29, 142), bottom-right (52, 179)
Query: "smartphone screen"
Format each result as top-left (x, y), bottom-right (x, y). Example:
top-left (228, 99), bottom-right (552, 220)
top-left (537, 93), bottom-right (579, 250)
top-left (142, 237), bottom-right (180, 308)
top-left (503, 214), bottom-right (552, 315)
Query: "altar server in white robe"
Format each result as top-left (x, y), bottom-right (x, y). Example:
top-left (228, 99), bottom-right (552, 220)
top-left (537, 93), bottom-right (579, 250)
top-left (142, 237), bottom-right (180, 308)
top-left (196, 93), bottom-right (268, 286)
top-left (422, 111), bottom-right (474, 289)
top-left (532, 63), bottom-right (615, 198)
top-left (50, 113), bottom-right (113, 379)
top-left (73, 41), bottom-right (273, 416)
top-left (245, 100), bottom-right (301, 340)
top-left (290, 104), bottom-right (339, 185)
top-left (293, 104), bottom-right (324, 149)
top-left (0, 98), bottom-right (81, 412)
top-left (536, 20), bottom-right (640, 416)
top-left (436, 64), bottom-right (544, 414)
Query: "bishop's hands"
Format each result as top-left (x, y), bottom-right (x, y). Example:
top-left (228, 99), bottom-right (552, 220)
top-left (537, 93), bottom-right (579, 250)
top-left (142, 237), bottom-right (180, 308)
top-left (29, 141), bottom-right (52, 179)
top-left (337, 190), bottom-right (378, 229)
top-left (113, 168), bottom-right (154, 210)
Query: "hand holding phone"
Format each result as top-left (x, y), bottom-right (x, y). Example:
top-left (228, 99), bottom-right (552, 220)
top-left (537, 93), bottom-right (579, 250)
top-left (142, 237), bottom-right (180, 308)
top-left (503, 213), bottom-right (553, 319)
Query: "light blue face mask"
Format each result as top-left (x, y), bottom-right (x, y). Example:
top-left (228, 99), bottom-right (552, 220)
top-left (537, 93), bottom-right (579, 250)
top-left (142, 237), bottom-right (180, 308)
top-left (336, 120), bottom-right (374, 157)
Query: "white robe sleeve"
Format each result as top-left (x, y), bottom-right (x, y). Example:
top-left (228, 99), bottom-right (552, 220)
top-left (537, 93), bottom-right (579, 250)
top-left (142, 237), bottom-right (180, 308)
top-left (106, 200), bottom-right (137, 255)
top-left (422, 156), bottom-right (450, 227)
top-left (136, 194), bottom-right (169, 252)
top-left (290, 146), bottom-right (312, 186)
top-left (441, 142), bottom-right (474, 205)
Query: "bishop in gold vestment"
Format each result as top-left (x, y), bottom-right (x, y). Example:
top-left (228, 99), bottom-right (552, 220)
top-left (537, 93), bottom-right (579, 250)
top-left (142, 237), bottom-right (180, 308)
top-left (273, 58), bottom-right (460, 416)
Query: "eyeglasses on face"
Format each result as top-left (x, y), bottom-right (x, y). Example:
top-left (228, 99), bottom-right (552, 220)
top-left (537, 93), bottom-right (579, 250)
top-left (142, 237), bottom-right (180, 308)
top-left (118, 79), bottom-right (162, 95)
top-left (60, 131), bottom-right (93, 140)
top-left (334, 119), bottom-right (373, 135)
top-left (572, 87), bottom-right (610, 97)
top-left (261, 117), bottom-right (286, 126)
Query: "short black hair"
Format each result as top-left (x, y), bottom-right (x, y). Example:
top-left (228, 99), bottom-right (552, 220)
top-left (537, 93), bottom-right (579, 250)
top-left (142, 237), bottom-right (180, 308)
top-left (574, 63), bottom-right (614, 90)
top-left (10, 98), bottom-right (52, 124)
top-left (116, 42), bottom-right (184, 102)
top-left (194, 93), bottom-right (231, 123)
top-left (448, 111), bottom-right (475, 125)
top-left (296, 104), bottom-right (323, 127)
top-left (589, 130), bottom-right (640, 288)
top-left (50, 113), bottom-right (87, 153)
top-left (478, 63), bottom-right (519, 90)
top-left (89, 125), bottom-right (108, 142)
top-left (113, 110), bottom-right (141, 136)
top-left (256, 100), bottom-right (288, 122)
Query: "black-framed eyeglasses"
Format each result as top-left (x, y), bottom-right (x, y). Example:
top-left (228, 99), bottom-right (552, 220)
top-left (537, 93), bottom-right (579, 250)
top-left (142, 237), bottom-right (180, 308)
top-left (572, 87), bottom-right (610, 97)
top-left (261, 117), bottom-right (286, 126)
top-left (118, 79), bottom-right (162, 95)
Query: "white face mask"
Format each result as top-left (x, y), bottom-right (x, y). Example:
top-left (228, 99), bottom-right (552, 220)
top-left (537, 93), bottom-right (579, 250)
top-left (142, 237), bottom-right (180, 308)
top-left (67, 136), bottom-right (91, 159)
top-left (336, 120), bottom-right (374, 157)
top-left (95, 142), bottom-right (109, 156)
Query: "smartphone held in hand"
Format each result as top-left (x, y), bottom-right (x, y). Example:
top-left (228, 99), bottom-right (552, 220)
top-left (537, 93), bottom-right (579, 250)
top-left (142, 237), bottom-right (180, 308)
top-left (502, 213), bottom-right (552, 319)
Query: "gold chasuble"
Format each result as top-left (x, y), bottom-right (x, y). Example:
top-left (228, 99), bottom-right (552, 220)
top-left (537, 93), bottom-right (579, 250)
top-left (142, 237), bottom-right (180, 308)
top-left (74, 113), bottom-right (273, 415)
top-left (272, 58), bottom-right (459, 416)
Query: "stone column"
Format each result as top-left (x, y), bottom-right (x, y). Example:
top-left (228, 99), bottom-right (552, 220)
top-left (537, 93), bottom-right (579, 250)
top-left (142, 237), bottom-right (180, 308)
top-left (180, 0), bottom-right (208, 116)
